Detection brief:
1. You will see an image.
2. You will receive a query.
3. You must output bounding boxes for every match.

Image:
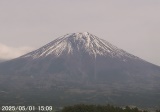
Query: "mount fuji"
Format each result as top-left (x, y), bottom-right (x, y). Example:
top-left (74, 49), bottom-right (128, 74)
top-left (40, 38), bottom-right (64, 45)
top-left (0, 32), bottom-right (160, 108)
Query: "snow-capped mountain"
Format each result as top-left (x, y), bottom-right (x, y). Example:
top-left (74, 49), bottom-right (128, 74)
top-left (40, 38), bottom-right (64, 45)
top-left (22, 32), bottom-right (138, 60)
top-left (0, 32), bottom-right (160, 108)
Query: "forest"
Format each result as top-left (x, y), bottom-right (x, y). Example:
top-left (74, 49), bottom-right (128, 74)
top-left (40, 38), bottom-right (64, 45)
top-left (61, 104), bottom-right (160, 112)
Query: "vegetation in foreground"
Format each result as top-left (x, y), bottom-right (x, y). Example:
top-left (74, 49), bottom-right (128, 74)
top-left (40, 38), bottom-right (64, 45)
top-left (62, 104), bottom-right (160, 112)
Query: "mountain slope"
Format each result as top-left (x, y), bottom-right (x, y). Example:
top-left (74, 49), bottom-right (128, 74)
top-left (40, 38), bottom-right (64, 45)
top-left (22, 32), bottom-right (138, 59)
top-left (0, 32), bottom-right (160, 108)
top-left (0, 59), bottom-right (5, 63)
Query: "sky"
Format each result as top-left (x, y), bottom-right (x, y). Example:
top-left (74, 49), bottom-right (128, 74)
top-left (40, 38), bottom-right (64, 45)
top-left (0, 0), bottom-right (160, 66)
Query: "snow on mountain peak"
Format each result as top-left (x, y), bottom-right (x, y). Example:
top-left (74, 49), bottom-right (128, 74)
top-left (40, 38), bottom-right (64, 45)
top-left (22, 32), bottom-right (139, 60)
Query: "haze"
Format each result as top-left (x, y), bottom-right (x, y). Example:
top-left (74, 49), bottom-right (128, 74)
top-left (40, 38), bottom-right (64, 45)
top-left (0, 0), bottom-right (160, 66)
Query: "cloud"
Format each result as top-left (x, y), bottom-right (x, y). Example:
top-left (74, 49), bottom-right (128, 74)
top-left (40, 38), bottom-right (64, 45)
top-left (0, 43), bottom-right (34, 60)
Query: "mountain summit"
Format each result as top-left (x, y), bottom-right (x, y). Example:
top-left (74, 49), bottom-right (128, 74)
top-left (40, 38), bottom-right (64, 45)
top-left (0, 32), bottom-right (160, 108)
top-left (22, 32), bottom-right (138, 60)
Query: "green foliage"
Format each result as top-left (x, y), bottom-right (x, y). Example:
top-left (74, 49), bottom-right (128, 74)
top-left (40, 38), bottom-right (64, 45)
top-left (62, 104), bottom-right (149, 112)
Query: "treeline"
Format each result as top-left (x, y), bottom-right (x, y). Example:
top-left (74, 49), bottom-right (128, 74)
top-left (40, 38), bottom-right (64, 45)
top-left (62, 104), bottom-right (160, 112)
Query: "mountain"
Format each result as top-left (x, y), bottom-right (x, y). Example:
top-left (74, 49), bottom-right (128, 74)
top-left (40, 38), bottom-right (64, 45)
top-left (0, 59), bottom-right (5, 63)
top-left (0, 32), bottom-right (160, 108)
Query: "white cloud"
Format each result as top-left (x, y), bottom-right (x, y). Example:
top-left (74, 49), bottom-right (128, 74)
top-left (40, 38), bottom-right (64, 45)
top-left (0, 43), bottom-right (34, 60)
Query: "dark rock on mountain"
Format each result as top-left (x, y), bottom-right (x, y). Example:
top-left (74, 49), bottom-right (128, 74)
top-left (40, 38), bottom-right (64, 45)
top-left (0, 32), bottom-right (160, 109)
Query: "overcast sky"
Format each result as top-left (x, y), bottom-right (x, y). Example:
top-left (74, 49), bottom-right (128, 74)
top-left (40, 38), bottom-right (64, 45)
top-left (0, 0), bottom-right (160, 66)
